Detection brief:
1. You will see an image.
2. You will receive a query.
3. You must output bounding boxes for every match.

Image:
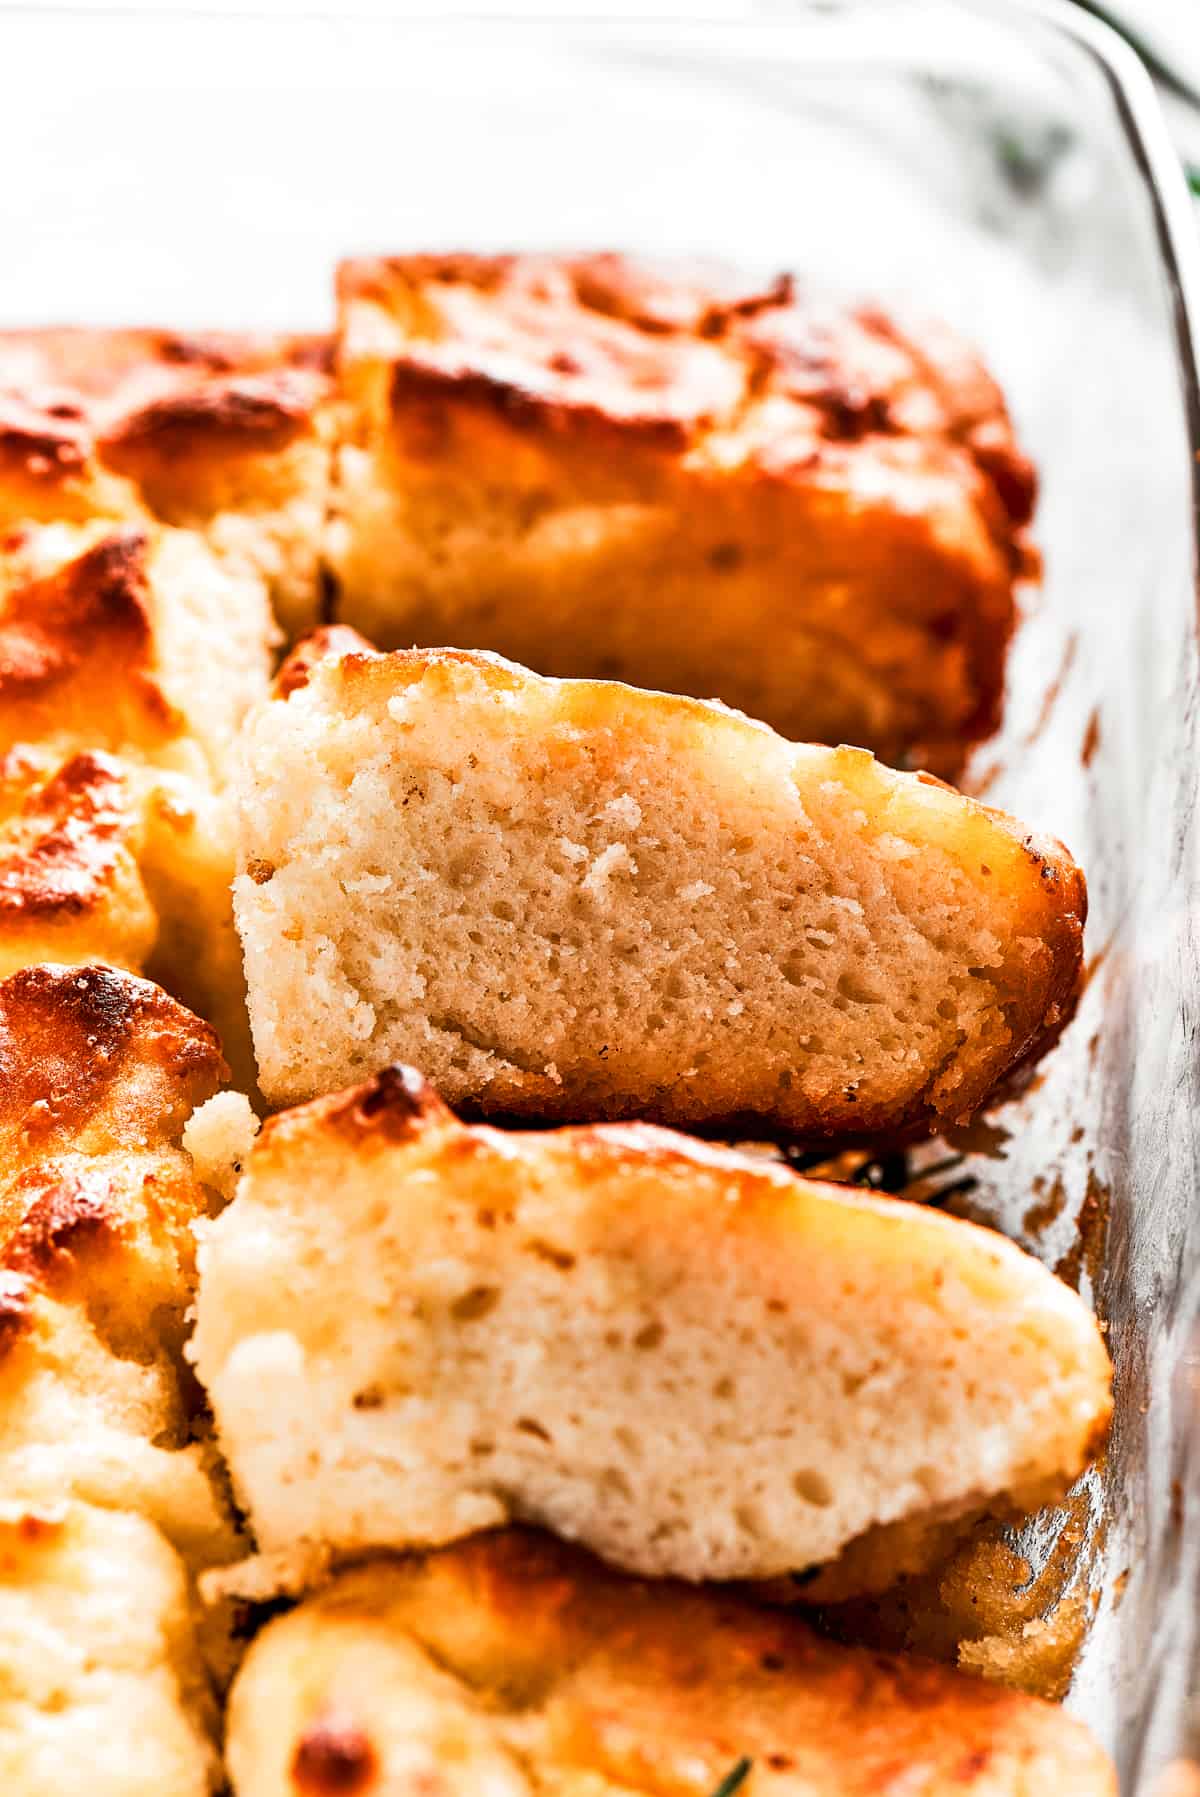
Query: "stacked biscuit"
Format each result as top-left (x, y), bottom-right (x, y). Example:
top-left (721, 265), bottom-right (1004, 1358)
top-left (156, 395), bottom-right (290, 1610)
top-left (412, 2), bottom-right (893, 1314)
top-left (0, 966), bottom-right (240, 1797)
top-left (0, 335), bottom-right (289, 1791)
top-left (0, 259), bottom-right (1115, 1794)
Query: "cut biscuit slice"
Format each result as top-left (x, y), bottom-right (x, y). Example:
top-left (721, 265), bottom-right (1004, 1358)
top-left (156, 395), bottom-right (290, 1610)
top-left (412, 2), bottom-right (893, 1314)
top-left (329, 252), bottom-right (1036, 775)
top-left (0, 1500), bottom-right (221, 1797)
top-left (191, 1066), bottom-right (1110, 1594)
top-left (0, 326), bottom-right (333, 634)
top-left (224, 1529), bottom-right (1114, 1797)
top-left (234, 639), bottom-right (1085, 1134)
top-left (0, 520), bottom-right (277, 1084)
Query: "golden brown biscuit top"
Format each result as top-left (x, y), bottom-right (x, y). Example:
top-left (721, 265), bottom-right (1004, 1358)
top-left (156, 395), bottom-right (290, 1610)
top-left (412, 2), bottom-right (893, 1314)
top-left (344, 254), bottom-right (750, 445)
top-left (0, 1501), bottom-right (71, 1570)
top-left (254, 1064), bottom-right (453, 1168)
top-left (0, 748), bottom-right (137, 918)
top-left (0, 1148), bottom-right (209, 1359)
top-left (0, 327), bottom-right (331, 500)
top-left (0, 327), bottom-right (328, 406)
top-left (0, 962), bottom-right (224, 1167)
top-left (99, 368), bottom-right (329, 474)
top-left (272, 624), bottom-right (378, 701)
top-left (289, 1715), bottom-right (377, 1794)
top-left (0, 391), bottom-right (91, 486)
top-left (0, 524), bottom-right (157, 690)
top-left (0, 959), bottom-right (223, 1357)
top-left (1, 1161), bottom-right (126, 1281)
top-left (257, 1529), bottom-right (1114, 1795)
top-left (337, 251), bottom-right (1035, 535)
top-left (0, 526), bottom-right (184, 755)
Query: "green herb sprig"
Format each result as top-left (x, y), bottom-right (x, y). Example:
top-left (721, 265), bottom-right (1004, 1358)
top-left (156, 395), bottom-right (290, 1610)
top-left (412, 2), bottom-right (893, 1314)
top-left (708, 1760), bottom-right (753, 1797)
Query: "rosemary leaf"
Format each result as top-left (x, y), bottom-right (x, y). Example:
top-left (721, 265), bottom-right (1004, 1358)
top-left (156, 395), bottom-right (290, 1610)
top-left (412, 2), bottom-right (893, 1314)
top-left (709, 1759), bottom-right (753, 1797)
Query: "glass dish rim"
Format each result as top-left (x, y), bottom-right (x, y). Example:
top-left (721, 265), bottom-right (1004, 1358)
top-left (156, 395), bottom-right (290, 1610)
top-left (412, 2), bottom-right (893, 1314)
top-left (1012, 0), bottom-right (1200, 556)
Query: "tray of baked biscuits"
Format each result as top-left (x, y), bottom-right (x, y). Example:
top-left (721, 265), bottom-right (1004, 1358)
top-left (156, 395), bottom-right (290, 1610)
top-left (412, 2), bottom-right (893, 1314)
top-left (1, 5), bottom-right (1198, 1794)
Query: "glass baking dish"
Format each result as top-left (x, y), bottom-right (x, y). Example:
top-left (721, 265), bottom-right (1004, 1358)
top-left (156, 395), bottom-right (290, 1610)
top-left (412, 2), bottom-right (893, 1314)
top-left (2, 0), bottom-right (1197, 1788)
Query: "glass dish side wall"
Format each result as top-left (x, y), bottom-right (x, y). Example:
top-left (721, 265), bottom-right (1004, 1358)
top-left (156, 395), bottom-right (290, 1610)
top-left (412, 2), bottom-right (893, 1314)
top-left (2, 3), bottom-right (1198, 1787)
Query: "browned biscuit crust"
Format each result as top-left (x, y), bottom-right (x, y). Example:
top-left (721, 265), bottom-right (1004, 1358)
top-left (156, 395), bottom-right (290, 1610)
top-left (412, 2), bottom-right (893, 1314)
top-left (331, 253), bottom-right (1037, 774)
top-left (0, 748), bottom-right (157, 980)
top-left (0, 328), bottom-right (329, 497)
top-left (0, 961), bottom-right (224, 1177)
top-left (224, 1529), bottom-right (1115, 1796)
top-left (0, 527), bottom-right (184, 760)
top-left (0, 328), bottom-right (334, 633)
top-left (272, 623), bottom-right (376, 700)
top-left (0, 961), bottom-right (239, 1590)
